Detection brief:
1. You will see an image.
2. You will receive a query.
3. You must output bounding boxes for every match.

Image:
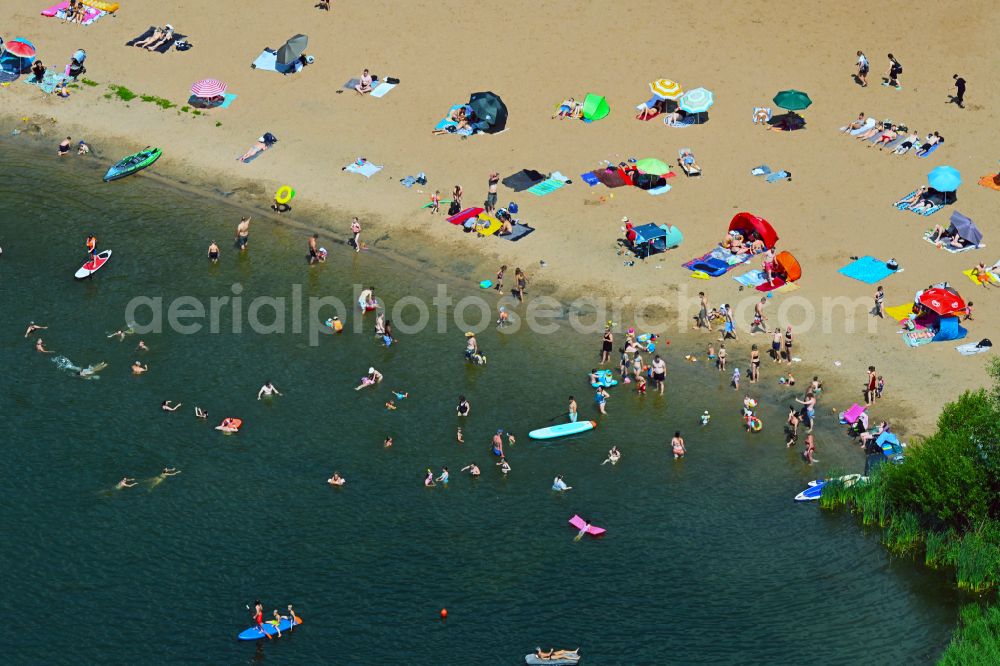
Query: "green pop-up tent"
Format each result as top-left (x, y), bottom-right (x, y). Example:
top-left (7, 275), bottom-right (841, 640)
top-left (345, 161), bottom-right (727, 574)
top-left (582, 93), bottom-right (610, 121)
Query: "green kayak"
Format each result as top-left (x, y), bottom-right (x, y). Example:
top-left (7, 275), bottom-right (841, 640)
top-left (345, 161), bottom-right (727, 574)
top-left (103, 147), bottom-right (162, 182)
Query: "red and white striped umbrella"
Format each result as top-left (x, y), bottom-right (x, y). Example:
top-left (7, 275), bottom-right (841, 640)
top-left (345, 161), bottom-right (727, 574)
top-left (190, 78), bottom-right (227, 98)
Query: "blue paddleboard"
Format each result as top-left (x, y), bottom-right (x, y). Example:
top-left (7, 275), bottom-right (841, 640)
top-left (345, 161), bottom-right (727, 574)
top-left (238, 615), bottom-right (302, 641)
top-left (794, 481), bottom-right (826, 502)
top-left (529, 420), bottom-right (596, 440)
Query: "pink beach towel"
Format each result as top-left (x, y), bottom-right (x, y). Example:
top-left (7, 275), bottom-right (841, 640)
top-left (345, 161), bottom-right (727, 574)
top-left (42, 1), bottom-right (102, 23)
top-left (841, 403), bottom-right (867, 425)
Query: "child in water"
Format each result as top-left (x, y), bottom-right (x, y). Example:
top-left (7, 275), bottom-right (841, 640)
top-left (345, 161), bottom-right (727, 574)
top-left (731, 367), bottom-right (741, 390)
top-left (701, 410), bottom-right (711, 426)
top-left (635, 374), bottom-right (647, 394)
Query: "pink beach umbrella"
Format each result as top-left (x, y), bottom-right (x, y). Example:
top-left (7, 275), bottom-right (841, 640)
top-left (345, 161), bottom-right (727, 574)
top-left (5, 38), bottom-right (37, 59)
top-left (190, 78), bottom-right (227, 99)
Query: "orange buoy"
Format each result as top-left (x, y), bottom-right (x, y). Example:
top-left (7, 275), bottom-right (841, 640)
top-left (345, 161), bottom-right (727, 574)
top-left (440, 608), bottom-right (448, 619)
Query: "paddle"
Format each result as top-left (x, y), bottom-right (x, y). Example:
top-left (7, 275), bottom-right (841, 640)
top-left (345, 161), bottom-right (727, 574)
top-left (246, 603), bottom-right (272, 640)
top-left (547, 412), bottom-right (569, 423)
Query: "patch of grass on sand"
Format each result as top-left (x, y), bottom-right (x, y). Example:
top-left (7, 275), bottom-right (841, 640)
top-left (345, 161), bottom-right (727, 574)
top-left (140, 94), bottom-right (176, 110)
top-left (180, 106), bottom-right (190, 113)
top-left (81, 78), bottom-right (99, 87)
top-left (108, 85), bottom-right (137, 102)
top-left (192, 110), bottom-right (202, 116)
top-left (215, 122), bottom-right (222, 127)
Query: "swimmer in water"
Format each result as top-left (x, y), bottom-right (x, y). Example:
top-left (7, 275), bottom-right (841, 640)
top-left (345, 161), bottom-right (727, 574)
top-left (552, 475), bottom-right (572, 491)
top-left (131, 361), bottom-right (148, 375)
top-left (492, 430), bottom-right (505, 457)
top-left (671, 432), bottom-right (686, 459)
top-left (35, 338), bottom-right (54, 353)
top-left (507, 432), bottom-right (516, 447)
top-left (161, 400), bottom-right (182, 412)
top-left (136, 340), bottom-right (148, 351)
top-left (355, 367), bottom-right (383, 390)
top-left (461, 463), bottom-right (480, 477)
top-left (701, 410), bottom-right (711, 426)
top-left (392, 391), bottom-right (408, 400)
top-left (602, 445), bottom-right (621, 465)
top-left (436, 466), bottom-right (449, 484)
top-left (208, 241), bottom-right (220, 263)
top-left (160, 468), bottom-right (181, 477)
top-left (424, 469), bottom-right (436, 487)
top-left (195, 406), bottom-right (207, 419)
top-left (77, 361), bottom-right (108, 378)
top-left (24, 322), bottom-right (48, 337)
top-left (385, 400), bottom-right (397, 410)
top-left (456, 395), bottom-right (470, 417)
top-left (117, 477), bottom-right (137, 489)
top-left (328, 472), bottom-right (345, 486)
top-left (384, 436), bottom-right (393, 448)
top-left (257, 381), bottom-right (282, 400)
top-left (496, 457), bottom-right (511, 475)
top-left (456, 427), bottom-right (464, 444)
top-left (108, 329), bottom-right (127, 342)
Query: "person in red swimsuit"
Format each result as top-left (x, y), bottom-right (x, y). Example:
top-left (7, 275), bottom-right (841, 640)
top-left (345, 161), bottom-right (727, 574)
top-left (253, 601), bottom-right (265, 633)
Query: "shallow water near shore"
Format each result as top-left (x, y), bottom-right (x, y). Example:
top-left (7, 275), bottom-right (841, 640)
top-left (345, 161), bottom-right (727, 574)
top-left (0, 138), bottom-right (959, 664)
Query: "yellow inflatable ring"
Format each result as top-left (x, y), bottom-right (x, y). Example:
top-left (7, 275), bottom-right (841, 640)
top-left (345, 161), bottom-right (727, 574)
top-left (750, 417), bottom-right (763, 432)
top-left (275, 186), bottom-right (295, 205)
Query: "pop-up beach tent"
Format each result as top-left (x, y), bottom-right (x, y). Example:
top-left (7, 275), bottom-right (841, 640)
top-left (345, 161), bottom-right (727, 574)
top-left (932, 315), bottom-right (968, 342)
top-left (775, 250), bottom-right (802, 282)
top-left (728, 212), bottom-right (778, 249)
top-left (582, 93), bottom-right (610, 121)
top-left (632, 223), bottom-right (683, 258)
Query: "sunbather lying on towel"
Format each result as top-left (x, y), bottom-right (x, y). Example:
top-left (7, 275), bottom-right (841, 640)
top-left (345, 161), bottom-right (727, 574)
top-left (553, 98), bottom-right (582, 119)
top-left (892, 131), bottom-right (920, 154)
top-left (856, 121), bottom-right (884, 141)
top-left (636, 99), bottom-right (667, 120)
top-left (928, 225), bottom-right (966, 248)
top-left (841, 112), bottom-right (867, 133)
top-left (432, 106), bottom-right (472, 135)
top-left (678, 149), bottom-right (701, 175)
top-left (135, 25), bottom-right (174, 51)
top-left (664, 109), bottom-right (689, 126)
top-left (910, 190), bottom-right (940, 214)
top-left (915, 132), bottom-right (943, 157)
top-left (237, 133), bottom-right (277, 162)
top-left (898, 186), bottom-right (929, 208)
top-left (871, 125), bottom-right (898, 148)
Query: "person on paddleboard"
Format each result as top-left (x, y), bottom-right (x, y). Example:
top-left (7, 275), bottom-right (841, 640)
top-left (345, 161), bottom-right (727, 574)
top-left (257, 381), bottom-right (282, 400)
top-left (252, 601), bottom-right (265, 633)
top-left (269, 609), bottom-right (287, 637)
top-left (85, 234), bottom-right (97, 261)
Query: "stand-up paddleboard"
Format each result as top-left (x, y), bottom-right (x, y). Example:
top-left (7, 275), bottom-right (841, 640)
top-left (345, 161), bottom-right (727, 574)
top-left (529, 420), bottom-right (596, 440)
top-left (525, 654), bottom-right (581, 665)
top-left (75, 250), bottom-right (112, 279)
top-left (794, 474), bottom-right (865, 501)
top-left (215, 418), bottom-right (243, 433)
top-left (238, 615), bottom-right (302, 641)
top-left (568, 514), bottom-right (605, 536)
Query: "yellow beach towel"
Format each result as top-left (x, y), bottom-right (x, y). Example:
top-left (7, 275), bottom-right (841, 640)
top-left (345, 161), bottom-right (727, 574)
top-left (884, 303), bottom-right (914, 321)
top-left (963, 268), bottom-right (1000, 286)
top-left (474, 214), bottom-right (502, 236)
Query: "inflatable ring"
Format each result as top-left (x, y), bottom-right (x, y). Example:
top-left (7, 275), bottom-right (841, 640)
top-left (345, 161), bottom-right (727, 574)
top-left (275, 186), bottom-right (295, 205)
top-left (750, 417), bottom-right (763, 432)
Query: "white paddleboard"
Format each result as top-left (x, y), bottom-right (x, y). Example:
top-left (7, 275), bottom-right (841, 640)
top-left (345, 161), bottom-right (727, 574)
top-left (75, 250), bottom-right (112, 279)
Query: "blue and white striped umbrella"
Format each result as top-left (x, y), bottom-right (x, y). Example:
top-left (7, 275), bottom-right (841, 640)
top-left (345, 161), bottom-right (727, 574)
top-left (678, 87), bottom-right (714, 114)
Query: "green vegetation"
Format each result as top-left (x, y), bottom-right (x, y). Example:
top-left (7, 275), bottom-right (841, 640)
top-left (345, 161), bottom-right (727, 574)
top-left (192, 110), bottom-right (202, 116)
top-left (139, 94), bottom-right (176, 110)
top-left (215, 122), bottom-right (222, 127)
top-left (107, 84), bottom-right (136, 102)
top-left (81, 78), bottom-right (99, 87)
top-left (180, 106), bottom-right (190, 113)
top-left (939, 603), bottom-right (1000, 665)
top-left (824, 359), bottom-right (1000, 662)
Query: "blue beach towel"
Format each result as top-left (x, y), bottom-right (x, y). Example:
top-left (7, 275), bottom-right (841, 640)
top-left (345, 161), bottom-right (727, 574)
top-left (527, 178), bottom-right (565, 196)
top-left (917, 142), bottom-right (942, 158)
top-left (647, 183), bottom-right (672, 196)
top-left (838, 256), bottom-right (897, 284)
top-left (581, 172), bottom-right (600, 186)
top-left (750, 165), bottom-right (771, 176)
top-left (765, 171), bottom-right (790, 183)
top-left (734, 269), bottom-right (767, 287)
top-left (220, 93), bottom-right (238, 109)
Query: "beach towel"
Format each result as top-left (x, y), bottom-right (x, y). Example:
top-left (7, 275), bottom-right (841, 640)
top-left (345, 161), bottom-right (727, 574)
top-left (765, 171), bottom-right (790, 183)
top-left (884, 303), bottom-right (914, 321)
top-left (648, 183), bottom-right (672, 196)
top-left (979, 174), bottom-right (1000, 191)
top-left (473, 214), bottom-right (502, 236)
top-left (776, 281), bottom-right (800, 293)
top-left (581, 172), bottom-right (600, 186)
top-left (917, 142), bottom-right (942, 158)
top-left (664, 115), bottom-right (696, 127)
top-left (503, 169), bottom-right (546, 192)
top-left (527, 179), bottom-right (566, 196)
top-left (126, 27), bottom-right (186, 53)
top-left (370, 82), bottom-right (396, 98)
top-left (343, 161), bottom-right (382, 178)
top-left (499, 223), bottom-right (535, 242)
top-left (592, 168), bottom-right (627, 188)
top-left (923, 232), bottom-right (982, 253)
top-left (219, 93), bottom-right (238, 109)
top-left (901, 328), bottom-right (935, 347)
top-left (42, 1), bottom-right (105, 24)
top-left (23, 70), bottom-right (69, 94)
top-left (421, 199), bottom-right (452, 209)
top-left (756, 277), bottom-right (786, 292)
top-left (733, 269), bottom-right (767, 287)
top-left (750, 165), bottom-right (771, 176)
top-left (956, 340), bottom-right (993, 356)
top-left (447, 207), bottom-right (484, 225)
top-left (962, 268), bottom-right (1000, 286)
top-left (847, 118), bottom-right (876, 136)
top-left (842, 403), bottom-right (866, 425)
top-left (838, 256), bottom-right (898, 284)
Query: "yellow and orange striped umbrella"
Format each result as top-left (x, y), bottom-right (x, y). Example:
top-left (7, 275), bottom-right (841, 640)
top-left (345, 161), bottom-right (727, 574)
top-left (649, 79), bottom-right (682, 100)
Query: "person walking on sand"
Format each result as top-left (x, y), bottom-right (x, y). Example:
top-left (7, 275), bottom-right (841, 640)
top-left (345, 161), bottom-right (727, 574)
top-left (864, 366), bottom-right (878, 405)
top-left (695, 291), bottom-right (710, 330)
top-left (783, 326), bottom-right (794, 364)
top-left (884, 54), bottom-right (902, 88)
top-left (485, 171), bottom-right (499, 213)
top-left (951, 74), bottom-right (966, 108)
top-left (568, 396), bottom-right (578, 423)
top-left (796, 392), bottom-right (817, 432)
top-left (452, 184), bottom-right (463, 208)
top-left (429, 190), bottom-right (441, 214)
top-left (872, 285), bottom-right (885, 318)
top-left (235, 216), bottom-right (251, 251)
top-left (350, 217), bottom-right (362, 252)
top-left (671, 432), bottom-right (686, 460)
top-left (751, 297), bottom-right (767, 334)
top-left (856, 51), bottom-right (870, 87)
top-left (494, 264), bottom-right (507, 296)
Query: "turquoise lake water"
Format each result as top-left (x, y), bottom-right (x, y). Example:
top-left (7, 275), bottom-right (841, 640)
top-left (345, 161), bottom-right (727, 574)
top-left (0, 138), bottom-right (959, 664)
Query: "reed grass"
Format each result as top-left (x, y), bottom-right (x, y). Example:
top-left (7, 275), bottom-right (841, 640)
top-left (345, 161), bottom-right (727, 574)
top-left (884, 511), bottom-right (921, 555)
top-left (939, 603), bottom-right (1000, 665)
top-left (925, 528), bottom-right (958, 569)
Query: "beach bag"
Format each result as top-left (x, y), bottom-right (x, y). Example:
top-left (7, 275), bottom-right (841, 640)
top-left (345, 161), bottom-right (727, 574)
top-left (978, 339), bottom-right (993, 348)
top-left (508, 202), bottom-right (518, 214)
top-left (448, 201), bottom-right (460, 216)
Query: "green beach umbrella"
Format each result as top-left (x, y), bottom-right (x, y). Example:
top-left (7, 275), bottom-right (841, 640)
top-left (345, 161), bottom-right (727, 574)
top-left (636, 158), bottom-right (670, 175)
top-left (773, 90), bottom-right (812, 111)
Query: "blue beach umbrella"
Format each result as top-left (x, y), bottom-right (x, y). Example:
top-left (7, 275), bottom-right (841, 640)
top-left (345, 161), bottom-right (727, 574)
top-left (928, 165), bottom-right (962, 192)
top-left (678, 87), bottom-right (714, 114)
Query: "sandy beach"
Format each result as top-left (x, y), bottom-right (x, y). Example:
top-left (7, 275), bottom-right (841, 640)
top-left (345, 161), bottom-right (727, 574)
top-left (3, 0), bottom-right (999, 434)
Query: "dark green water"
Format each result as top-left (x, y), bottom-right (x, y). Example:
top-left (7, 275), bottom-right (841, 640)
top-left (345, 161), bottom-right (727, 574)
top-left (0, 138), bottom-right (958, 664)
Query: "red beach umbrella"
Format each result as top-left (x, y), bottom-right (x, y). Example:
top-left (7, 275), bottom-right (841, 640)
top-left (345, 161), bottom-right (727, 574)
top-left (5, 38), bottom-right (37, 59)
top-left (190, 78), bottom-right (227, 99)
top-left (918, 287), bottom-right (965, 316)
